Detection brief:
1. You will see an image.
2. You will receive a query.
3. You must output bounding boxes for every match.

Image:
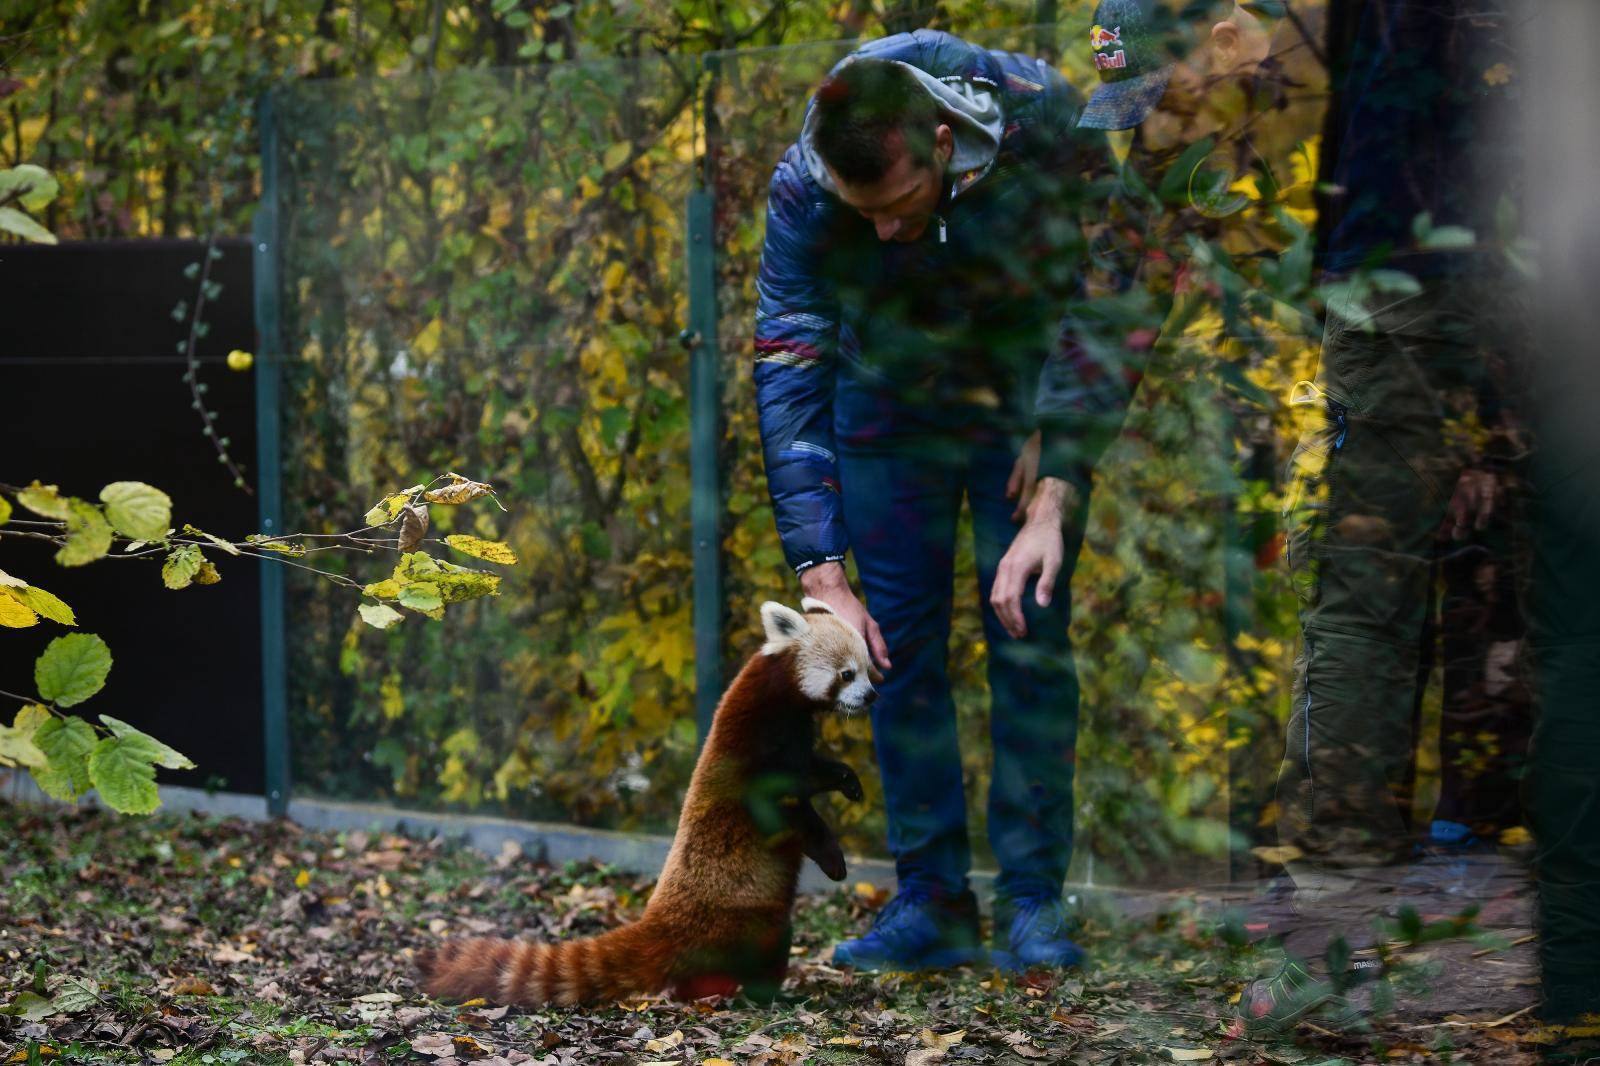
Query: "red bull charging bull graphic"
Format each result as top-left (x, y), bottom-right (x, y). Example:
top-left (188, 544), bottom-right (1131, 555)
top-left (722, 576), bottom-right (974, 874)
top-left (1090, 24), bottom-right (1126, 69)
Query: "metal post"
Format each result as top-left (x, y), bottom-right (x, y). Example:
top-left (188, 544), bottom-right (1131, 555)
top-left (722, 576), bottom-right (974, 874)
top-left (686, 58), bottom-right (724, 744)
top-left (253, 89), bottom-right (291, 818)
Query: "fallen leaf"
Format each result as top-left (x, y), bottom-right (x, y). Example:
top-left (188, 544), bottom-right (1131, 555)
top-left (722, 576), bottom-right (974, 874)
top-left (919, 1028), bottom-right (965, 1051)
top-left (410, 1032), bottom-right (455, 1057)
top-left (644, 1029), bottom-right (684, 1052)
top-left (1164, 1048), bottom-right (1214, 1062)
top-left (171, 977), bottom-right (216, 996)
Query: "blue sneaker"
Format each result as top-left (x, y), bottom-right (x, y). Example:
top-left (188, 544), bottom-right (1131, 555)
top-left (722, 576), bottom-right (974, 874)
top-left (831, 889), bottom-right (984, 971)
top-left (1392, 820), bottom-right (1501, 909)
top-left (990, 894), bottom-right (1085, 972)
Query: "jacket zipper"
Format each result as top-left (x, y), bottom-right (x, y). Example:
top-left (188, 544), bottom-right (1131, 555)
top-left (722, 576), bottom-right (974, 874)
top-left (936, 214), bottom-right (947, 243)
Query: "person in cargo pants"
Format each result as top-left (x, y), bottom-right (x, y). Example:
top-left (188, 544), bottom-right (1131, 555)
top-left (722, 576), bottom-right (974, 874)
top-left (1233, 0), bottom-right (1528, 1034)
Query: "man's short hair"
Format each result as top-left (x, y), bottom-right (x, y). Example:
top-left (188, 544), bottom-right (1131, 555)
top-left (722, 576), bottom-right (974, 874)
top-left (812, 59), bottom-right (942, 186)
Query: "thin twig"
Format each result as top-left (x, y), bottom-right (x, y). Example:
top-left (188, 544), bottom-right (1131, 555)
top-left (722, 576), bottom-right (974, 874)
top-left (180, 233), bottom-right (252, 495)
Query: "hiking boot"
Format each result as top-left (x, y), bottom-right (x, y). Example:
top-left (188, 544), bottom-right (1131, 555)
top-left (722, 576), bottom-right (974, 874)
top-left (990, 894), bottom-right (1085, 972)
top-left (831, 888), bottom-right (984, 972)
top-left (1234, 952), bottom-right (1390, 1039)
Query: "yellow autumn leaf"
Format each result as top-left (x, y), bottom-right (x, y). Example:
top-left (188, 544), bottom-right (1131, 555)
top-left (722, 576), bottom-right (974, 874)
top-left (444, 535), bottom-right (518, 565)
top-left (380, 672), bottom-right (405, 719)
top-left (919, 1029), bottom-right (965, 1052)
top-left (1250, 845), bottom-right (1303, 865)
top-left (295, 869), bottom-right (311, 888)
top-left (0, 593), bottom-right (39, 628)
top-left (411, 317), bottom-right (443, 357)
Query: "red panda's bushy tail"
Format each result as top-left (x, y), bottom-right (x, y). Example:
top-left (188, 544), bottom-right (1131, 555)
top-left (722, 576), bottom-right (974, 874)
top-left (416, 920), bottom-right (675, 1006)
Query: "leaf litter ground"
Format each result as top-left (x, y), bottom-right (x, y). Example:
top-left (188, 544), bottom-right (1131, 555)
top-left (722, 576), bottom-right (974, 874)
top-left (0, 804), bottom-right (1552, 1064)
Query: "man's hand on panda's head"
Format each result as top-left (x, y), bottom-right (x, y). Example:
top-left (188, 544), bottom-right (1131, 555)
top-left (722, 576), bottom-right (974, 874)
top-left (798, 560), bottom-right (891, 672)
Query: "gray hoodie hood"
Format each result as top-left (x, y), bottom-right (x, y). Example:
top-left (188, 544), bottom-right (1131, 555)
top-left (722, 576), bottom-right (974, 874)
top-left (799, 57), bottom-right (1005, 200)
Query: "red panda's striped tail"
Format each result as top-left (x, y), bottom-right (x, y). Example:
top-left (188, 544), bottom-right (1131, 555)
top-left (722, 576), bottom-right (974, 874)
top-left (417, 921), bottom-right (676, 1005)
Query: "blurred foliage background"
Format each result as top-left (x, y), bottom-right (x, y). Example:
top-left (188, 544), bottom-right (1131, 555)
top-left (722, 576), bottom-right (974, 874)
top-left (3, 0), bottom-right (1341, 886)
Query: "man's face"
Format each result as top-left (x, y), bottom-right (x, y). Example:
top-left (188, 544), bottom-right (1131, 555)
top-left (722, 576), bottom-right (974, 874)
top-left (827, 125), bottom-right (951, 243)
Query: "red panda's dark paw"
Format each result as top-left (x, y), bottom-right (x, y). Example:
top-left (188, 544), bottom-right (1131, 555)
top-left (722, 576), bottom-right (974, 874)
top-left (815, 843), bottom-right (847, 882)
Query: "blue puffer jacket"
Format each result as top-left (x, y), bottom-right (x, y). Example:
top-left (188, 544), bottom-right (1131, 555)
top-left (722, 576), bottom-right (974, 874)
top-left (754, 29), bottom-right (1131, 575)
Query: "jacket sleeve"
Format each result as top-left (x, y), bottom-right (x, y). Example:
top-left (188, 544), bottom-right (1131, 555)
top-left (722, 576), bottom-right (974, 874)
top-left (754, 148), bottom-right (849, 576)
top-left (1030, 74), bottom-right (1144, 497)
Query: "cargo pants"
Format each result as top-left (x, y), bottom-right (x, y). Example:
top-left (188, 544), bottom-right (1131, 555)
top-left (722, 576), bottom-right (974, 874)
top-left (1275, 280), bottom-right (1522, 916)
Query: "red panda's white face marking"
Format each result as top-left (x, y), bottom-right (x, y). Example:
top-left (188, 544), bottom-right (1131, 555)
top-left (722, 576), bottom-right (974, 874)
top-left (759, 600), bottom-right (877, 715)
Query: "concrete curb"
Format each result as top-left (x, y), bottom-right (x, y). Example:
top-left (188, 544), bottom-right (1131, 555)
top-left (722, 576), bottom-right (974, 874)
top-left (1, 771), bottom-right (1202, 911)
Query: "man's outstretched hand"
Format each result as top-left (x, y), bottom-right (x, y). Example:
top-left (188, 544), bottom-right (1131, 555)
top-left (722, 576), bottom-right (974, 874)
top-left (799, 561), bottom-right (892, 672)
top-left (991, 477), bottom-right (1079, 639)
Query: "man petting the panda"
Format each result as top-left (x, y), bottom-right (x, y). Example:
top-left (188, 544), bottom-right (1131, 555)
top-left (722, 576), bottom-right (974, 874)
top-left (750, 29), bottom-right (1124, 972)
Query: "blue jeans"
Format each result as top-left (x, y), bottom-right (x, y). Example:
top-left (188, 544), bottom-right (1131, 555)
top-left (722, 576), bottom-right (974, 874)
top-left (836, 384), bottom-right (1087, 902)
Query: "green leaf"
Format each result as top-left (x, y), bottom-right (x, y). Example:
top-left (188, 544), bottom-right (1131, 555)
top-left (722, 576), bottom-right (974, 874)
top-left (99, 715), bottom-right (195, 769)
top-left (10, 583), bottom-right (75, 626)
top-left (398, 582), bottom-right (444, 617)
top-left (0, 164), bottom-right (59, 211)
top-left (48, 978), bottom-right (100, 1015)
top-left (87, 737), bottom-right (160, 814)
top-left (444, 534), bottom-right (518, 564)
top-left (358, 603), bottom-right (404, 629)
top-left (17, 481), bottom-right (71, 519)
top-left (1421, 225), bottom-right (1476, 250)
top-left (394, 552), bottom-right (500, 604)
top-left (35, 632), bottom-right (112, 707)
top-left (1369, 269), bottom-right (1423, 296)
top-left (31, 715), bottom-right (97, 801)
top-left (0, 493), bottom-right (11, 525)
top-left (0, 205), bottom-right (56, 244)
top-left (162, 545), bottom-right (204, 589)
top-left (1, 990), bottom-right (54, 1021)
top-left (57, 500), bottom-right (113, 567)
top-left (100, 481), bottom-right (172, 541)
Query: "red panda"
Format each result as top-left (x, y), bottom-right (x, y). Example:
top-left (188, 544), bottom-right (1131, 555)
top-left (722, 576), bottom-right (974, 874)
top-left (415, 598), bottom-right (880, 1005)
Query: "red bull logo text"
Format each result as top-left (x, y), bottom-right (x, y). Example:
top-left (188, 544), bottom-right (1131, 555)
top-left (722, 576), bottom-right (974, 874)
top-left (1095, 49), bottom-right (1127, 70)
top-left (1089, 24), bottom-right (1122, 49)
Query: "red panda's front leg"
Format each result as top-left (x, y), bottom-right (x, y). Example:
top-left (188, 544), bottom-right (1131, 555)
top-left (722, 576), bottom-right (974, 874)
top-left (798, 802), bottom-right (847, 882)
top-left (808, 755), bottom-right (863, 802)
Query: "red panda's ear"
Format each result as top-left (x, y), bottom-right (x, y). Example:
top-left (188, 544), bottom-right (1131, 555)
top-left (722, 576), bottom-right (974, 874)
top-left (800, 597), bottom-right (837, 616)
top-left (760, 601), bottom-right (810, 655)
